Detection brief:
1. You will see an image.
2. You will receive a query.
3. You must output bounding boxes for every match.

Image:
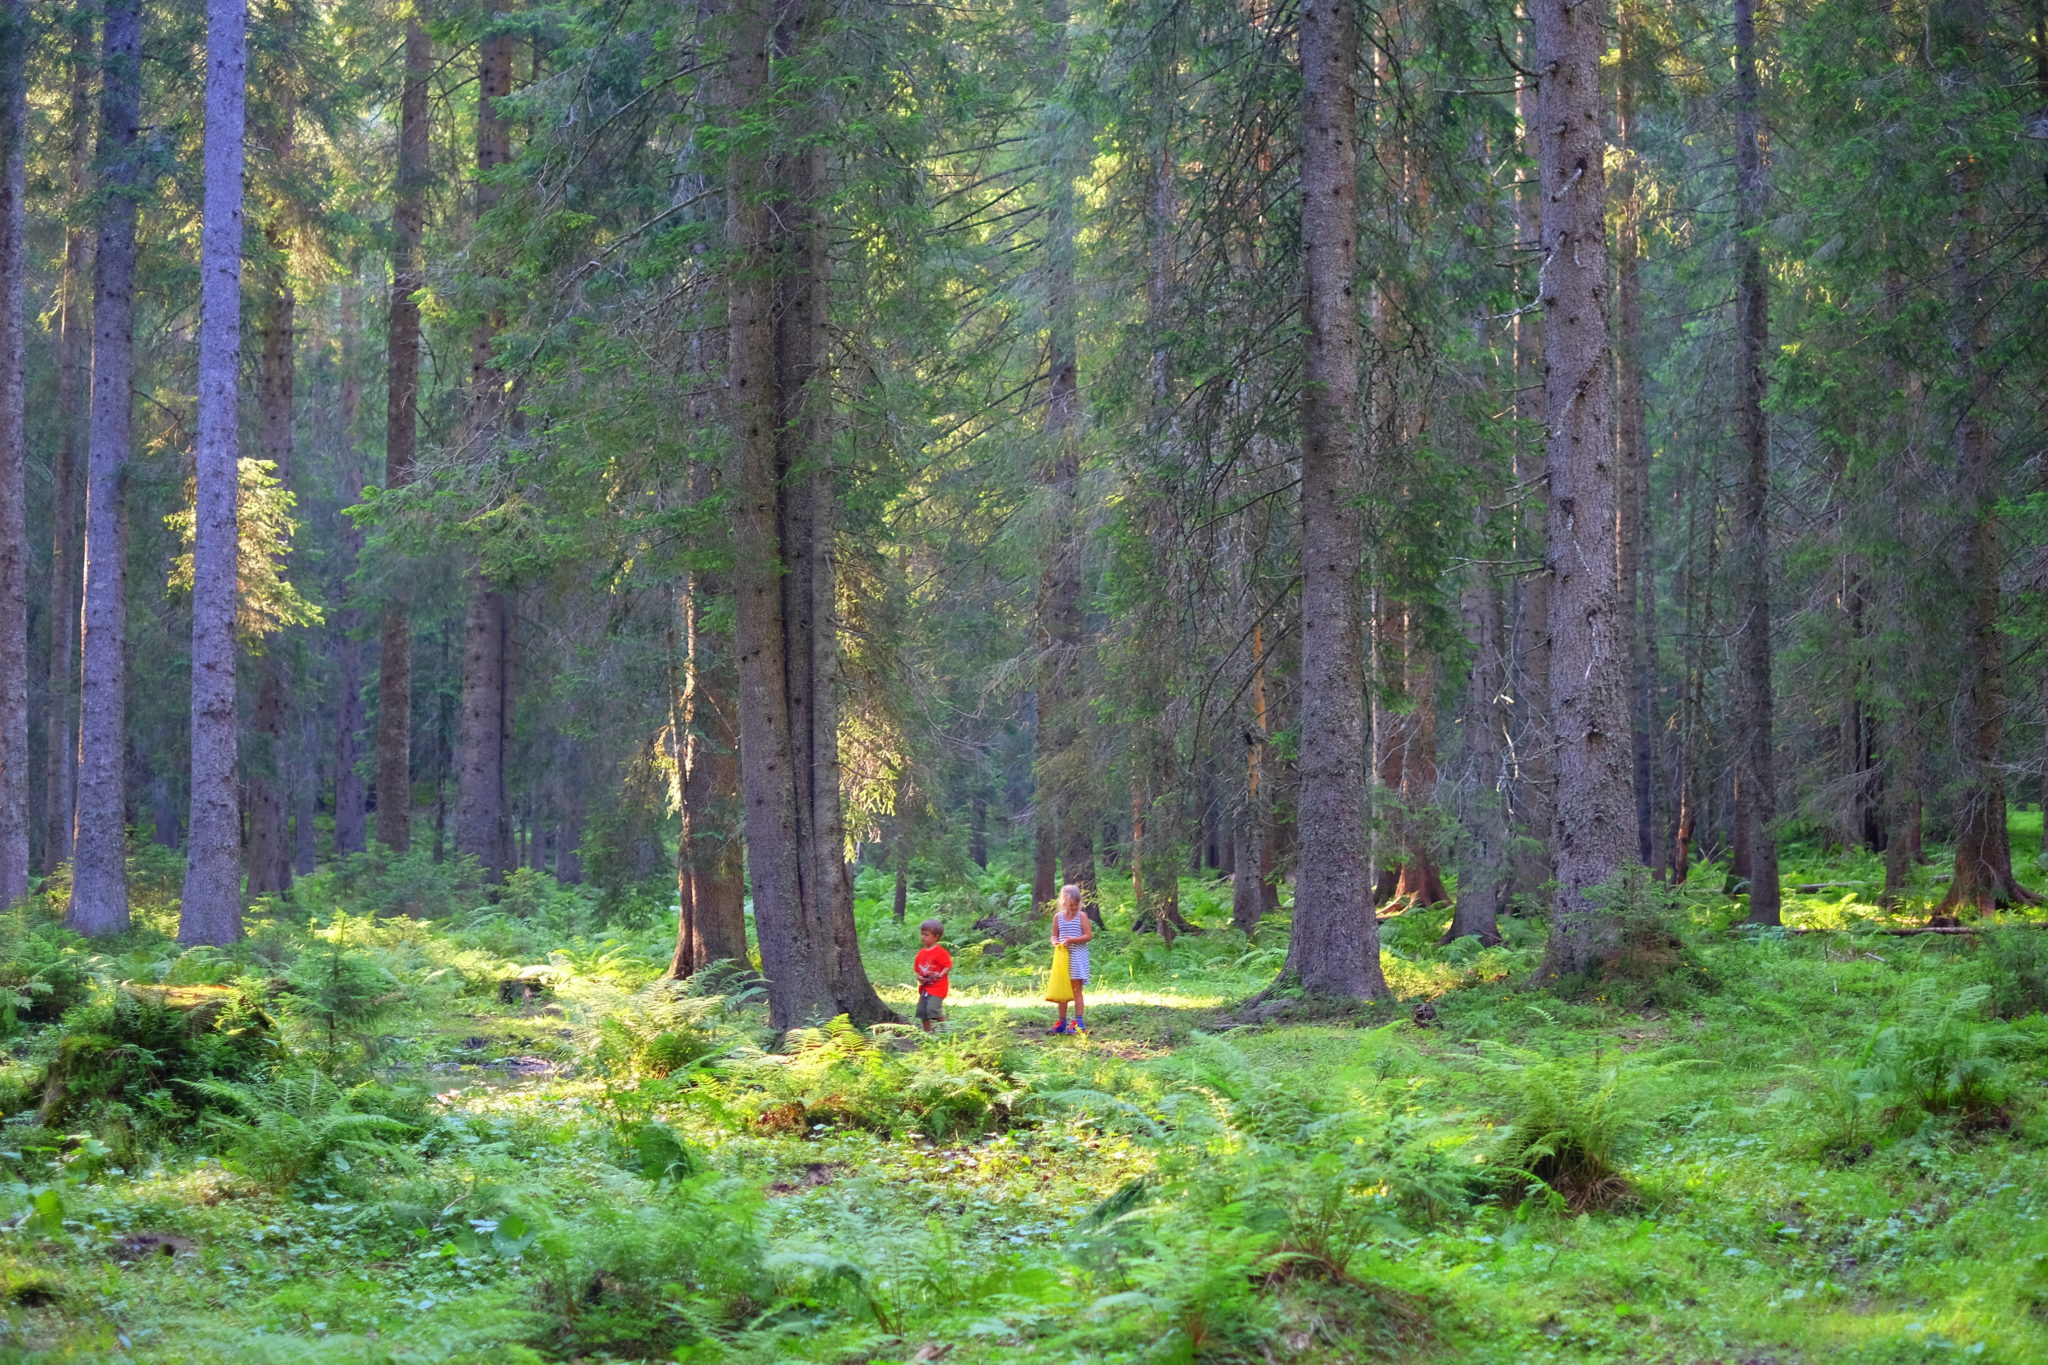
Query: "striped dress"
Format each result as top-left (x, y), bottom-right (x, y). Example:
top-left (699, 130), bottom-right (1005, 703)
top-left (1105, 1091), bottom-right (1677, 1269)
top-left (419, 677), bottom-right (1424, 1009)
top-left (1053, 908), bottom-right (1091, 982)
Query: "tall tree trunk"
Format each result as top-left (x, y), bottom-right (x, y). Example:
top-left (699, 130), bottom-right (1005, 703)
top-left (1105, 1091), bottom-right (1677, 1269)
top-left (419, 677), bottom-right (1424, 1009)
top-left (1282, 0), bottom-right (1389, 1001)
top-left (453, 581), bottom-right (509, 876)
top-left (0, 0), bottom-right (29, 907)
top-left (1448, 558), bottom-right (1509, 945)
top-left (245, 235), bottom-right (295, 897)
top-left (1615, 58), bottom-right (1655, 870)
top-left (1232, 620), bottom-right (1273, 933)
top-left (42, 21), bottom-right (94, 877)
top-left (1036, 0), bottom-right (1095, 912)
top-left (1507, 46), bottom-right (1554, 908)
top-left (1934, 2), bottom-right (2037, 918)
top-left (1390, 619), bottom-right (1449, 910)
top-left (69, 0), bottom-right (144, 936)
top-left (669, 542), bottom-right (748, 977)
top-left (723, 0), bottom-right (888, 1030)
top-left (773, 60), bottom-right (886, 1025)
top-left (1533, 0), bottom-right (1633, 980)
top-left (179, 0), bottom-right (248, 943)
top-left (454, 16), bottom-right (514, 879)
top-left (332, 305), bottom-right (368, 857)
top-left (1732, 0), bottom-right (1780, 926)
top-left (376, 18), bottom-right (429, 854)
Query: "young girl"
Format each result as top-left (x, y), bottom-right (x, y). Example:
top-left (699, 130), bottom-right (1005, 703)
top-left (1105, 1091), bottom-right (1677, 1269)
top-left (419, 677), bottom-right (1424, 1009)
top-left (1049, 884), bottom-right (1095, 1034)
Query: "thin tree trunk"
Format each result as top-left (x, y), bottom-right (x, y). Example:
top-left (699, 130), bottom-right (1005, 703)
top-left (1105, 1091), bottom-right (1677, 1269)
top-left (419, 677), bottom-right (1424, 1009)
top-left (1615, 59), bottom-right (1655, 870)
top-left (376, 18), bottom-right (429, 854)
top-left (0, 0), bottom-right (30, 906)
top-left (332, 304), bottom-right (368, 857)
top-left (1232, 621), bottom-right (1271, 934)
top-left (1533, 0), bottom-right (1633, 980)
top-left (1032, 0), bottom-right (1093, 915)
top-left (244, 230), bottom-right (294, 898)
top-left (454, 14), bottom-right (514, 881)
top-left (454, 581), bottom-right (509, 876)
top-left (292, 757), bottom-right (317, 876)
top-left (892, 836), bottom-right (909, 924)
top-left (1507, 44), bottom-right (1554, 908)
top-left (1732, 0), bottom-right (1780, 926)
top-left (1282, 0), bottom-right (1388, 1001)
top-left (41, 20), bottom-right (93, 877)
top-left (1390, 623), bottom-right (1449, 910)
top-left (1448, 557), bottom-right (1509, 945)
top-left (69, 0), bottom-right (144, 936)
top-left (670, 554), bottom-right (748, 976)
top-left (179, 0), bottom-right (247, 943)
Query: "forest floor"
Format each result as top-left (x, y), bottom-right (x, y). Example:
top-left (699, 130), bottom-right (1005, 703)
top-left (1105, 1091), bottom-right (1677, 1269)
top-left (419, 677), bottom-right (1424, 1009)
top-left (4, 823), bottom-right (2048, 1363)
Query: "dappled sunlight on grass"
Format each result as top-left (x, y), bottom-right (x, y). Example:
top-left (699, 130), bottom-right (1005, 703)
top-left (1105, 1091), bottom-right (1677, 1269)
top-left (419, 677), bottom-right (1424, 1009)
top-left (7, 856), bottom-right (2048, 1361)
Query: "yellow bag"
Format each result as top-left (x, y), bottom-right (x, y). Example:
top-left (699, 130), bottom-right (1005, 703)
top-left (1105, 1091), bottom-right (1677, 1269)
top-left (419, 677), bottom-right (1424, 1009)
top-left (1044, 944), bottom-right (1073, 1004)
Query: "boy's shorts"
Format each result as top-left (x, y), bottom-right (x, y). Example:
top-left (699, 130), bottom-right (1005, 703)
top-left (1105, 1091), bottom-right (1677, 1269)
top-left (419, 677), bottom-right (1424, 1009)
top-left (916, 993), bottom-right (945, 1022)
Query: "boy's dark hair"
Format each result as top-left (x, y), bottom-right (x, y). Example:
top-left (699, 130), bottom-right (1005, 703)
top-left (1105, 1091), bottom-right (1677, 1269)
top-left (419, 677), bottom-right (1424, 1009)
top-left (918, 918), bottom-right (944, 938)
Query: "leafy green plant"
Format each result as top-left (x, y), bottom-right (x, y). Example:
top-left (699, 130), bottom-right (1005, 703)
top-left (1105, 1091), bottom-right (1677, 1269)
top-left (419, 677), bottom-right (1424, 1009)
top-left (284, 931), bottom-right (407, 1074)
top-left (31, 984), bottom-right (275, 1156)
top-left (191, 1069), bottom-right (419, 1193)
top-left (527, 1177), bottom-right (769, 1358)
top-left (1586, 867), bottom-right (1714, 1008)
top-left (707, 1016), bottom-right (1025, 1140)
top-left (1481, 1047), bottom-right (1651, 1212)
top-left (0, 914), bottom-right (90, 1034)
top-left (1850, 981), bottom-right (2022, 1134)
top-left (1980, 928), bottom-right (2048, 1020)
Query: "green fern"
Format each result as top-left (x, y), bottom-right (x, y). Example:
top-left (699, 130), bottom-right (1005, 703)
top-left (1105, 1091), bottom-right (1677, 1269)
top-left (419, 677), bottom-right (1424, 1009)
top-left (192, 1070), bottom-right (418, 1192)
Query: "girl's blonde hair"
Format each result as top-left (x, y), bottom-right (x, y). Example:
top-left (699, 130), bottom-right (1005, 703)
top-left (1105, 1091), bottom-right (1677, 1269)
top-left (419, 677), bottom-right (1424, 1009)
top-left (1059, 884), bottom-right (1082, 912)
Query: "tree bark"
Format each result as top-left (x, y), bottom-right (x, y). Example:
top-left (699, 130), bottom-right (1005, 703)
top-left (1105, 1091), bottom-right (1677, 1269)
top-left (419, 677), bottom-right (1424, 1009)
top-left (453, 580), bottom-right (509, 876)
top-left (375, 18), bottom-right (429, 855)
top-left (0, 0), bottom-right (30, 907)
top-left (1615, 58), bottom-right (1655, 870)
top-left (1031, 0), bottom-right (1094, 916)
top-left (1507, 43), bottom-right (1554, 908)
top-left (1232, 621), bottom-right (1274, 933)
top-left (1282, 0), bottom-right (1389, 1001)
top-left (244, 230), bottom-right (294, 898)
top-left (1448, 559), bottom-right (1509, 945)
top-left (670, 556), bottom-right (748, 977)
top-left (332, 297), bottom-right (368, 858)
top-left (1933, 2), bottom-right (2037, 919)
top-left (1040, 5), bottom-right (1105, 912)
top-left (70, 0), bottom-right (144, 936)
top-left (179, 0), bottom-right (248, 943)
top-left (41, 20), bottom-right (94, 877)
top-left (454, 12), bottom-right (514, 880)
top-left (1532, 0), bottom-right (1634, 980)
top-left (1732, 0), bottom-right (1780, 926)
top-left (1390, 619), bottom-right (1449, 910)
top-left (723, 0), bottom-right (889, 1030)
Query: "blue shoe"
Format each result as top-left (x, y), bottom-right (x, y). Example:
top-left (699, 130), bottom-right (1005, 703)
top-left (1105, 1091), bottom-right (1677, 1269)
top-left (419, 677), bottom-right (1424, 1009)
top-left (1046, 1021), bottom-right (1070, 1035)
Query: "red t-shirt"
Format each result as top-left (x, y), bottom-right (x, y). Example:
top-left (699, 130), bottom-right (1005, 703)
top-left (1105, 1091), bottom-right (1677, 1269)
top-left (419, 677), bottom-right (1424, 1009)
top-left (914, 945), bottom-right (952, 997)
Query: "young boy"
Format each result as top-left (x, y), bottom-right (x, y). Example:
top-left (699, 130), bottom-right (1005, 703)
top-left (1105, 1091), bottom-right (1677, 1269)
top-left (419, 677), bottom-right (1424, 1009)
top-left (913, 918), bottom-right (952, 1033)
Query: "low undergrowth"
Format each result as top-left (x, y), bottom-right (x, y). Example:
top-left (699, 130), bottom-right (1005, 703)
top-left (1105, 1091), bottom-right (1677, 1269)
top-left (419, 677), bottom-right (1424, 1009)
top-left (1, 845), bottom-right (2045, 1362)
